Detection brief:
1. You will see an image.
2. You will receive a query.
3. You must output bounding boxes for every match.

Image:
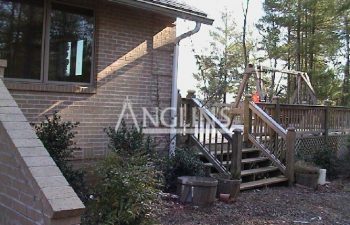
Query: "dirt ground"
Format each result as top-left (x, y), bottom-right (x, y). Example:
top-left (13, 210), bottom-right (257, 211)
top-left (156, 180), bottom-right (350, 225)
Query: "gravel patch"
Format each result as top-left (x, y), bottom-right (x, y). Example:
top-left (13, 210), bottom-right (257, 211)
top-left (156, 180), bottom-right (350, 225)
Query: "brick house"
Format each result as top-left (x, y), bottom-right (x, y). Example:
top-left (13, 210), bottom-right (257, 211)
top-left (0, 0), bottom-right (212, 224)
top-left (1, 0), bottom-right (213, 162)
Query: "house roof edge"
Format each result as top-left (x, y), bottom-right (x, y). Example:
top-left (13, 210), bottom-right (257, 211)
top-left (109, 0), bottom-right (214, 25)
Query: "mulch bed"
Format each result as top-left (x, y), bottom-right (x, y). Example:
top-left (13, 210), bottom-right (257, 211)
top-left (156, 180), bottom-right (350, 225)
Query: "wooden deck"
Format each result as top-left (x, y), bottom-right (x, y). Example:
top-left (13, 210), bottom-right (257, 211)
top-left (179, 93), bottom-right (350, 191)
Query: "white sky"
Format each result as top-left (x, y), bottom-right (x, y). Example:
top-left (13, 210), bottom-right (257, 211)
top-left (177, 0), bottom-right (264, 97)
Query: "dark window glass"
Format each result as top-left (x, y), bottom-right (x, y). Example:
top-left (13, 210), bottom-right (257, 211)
top-left (0, 0), bottom-right (43, 80)
top-left (48, 3), bottom-right (93, 83)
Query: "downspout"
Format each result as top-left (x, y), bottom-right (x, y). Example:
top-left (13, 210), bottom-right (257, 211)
top-left (169, 22), bottom-right (202, 156)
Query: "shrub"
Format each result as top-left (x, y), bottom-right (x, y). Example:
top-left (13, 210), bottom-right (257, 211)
top-left (34, 112), bottom-right (87, 201)
top-left (295, 160), bottom-right (320, 175)
top-left (311, 145), bottom-right (339, 179)
top-left (309, 141), bottom-right (350, 180)
top-left (336, 138), bottom-right (350, 178)
top-left (104, 120), bottom-right (153, 157)
top-left (337, 153), bottom-right (350, 178)
top-left (85, 153), bottom-right (159, 225)
top-left (162, 147), bottom-right (205, 192)
top-left (84, 121), bottom-right (160, 225)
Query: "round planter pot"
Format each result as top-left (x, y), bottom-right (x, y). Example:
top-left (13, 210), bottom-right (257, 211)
top-left (177, 176), bottom-right (218, 206)
top-left (216, 178), bottom-right (241, 201)
top-left (295, 173), bottom-right (319, 189)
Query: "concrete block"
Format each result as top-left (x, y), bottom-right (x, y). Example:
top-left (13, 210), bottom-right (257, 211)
top-left (29, 166), bottom-right (62, 178)
top-left (0, 99), bottom-right (18, 107)
top-left (7, 130), bottom-right (37, 140)
top-left (42, 186), bottom-right (77, 200)
top-left (1, 122), bottom-right (33, 132)
top-left (0, 114), bottom-right (27, 122)
top-left (12, 138), bottom-right (43, 148)
top-left (17, 147), bottom-right (50, 157)
top-left (23, 156), bottom-right (56, 167)
top-left (48, 196), bottom-right (85, 219)
top-left (36, 176), bottom-right (69, 189)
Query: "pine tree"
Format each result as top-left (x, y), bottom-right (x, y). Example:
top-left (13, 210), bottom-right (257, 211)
top-left (194, 11), bottom-right (254, 103)
top-left (258, 0), bottom-right (343, 103)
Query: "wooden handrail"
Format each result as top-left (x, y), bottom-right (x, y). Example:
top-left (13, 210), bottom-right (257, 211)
top-left (246, 99), bottom-right (296, 184)
top-left (210, 102), bottom-right (234, 107)
top-left (192, 98), bottom-right (233, 141)
top-left (258, 102), bottom-right (350, 110)
top-left (249, 102), bottom-right (287, 138)
top-left (180, 95), bottom-right (243, 179)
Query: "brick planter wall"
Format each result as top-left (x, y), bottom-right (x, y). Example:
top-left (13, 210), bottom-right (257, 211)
top-left (0, 72), bottom-right (85, 225)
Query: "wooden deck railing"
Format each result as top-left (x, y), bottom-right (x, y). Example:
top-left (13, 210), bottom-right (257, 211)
top-left (257, 99), bottom-right (350, 136)
top-left (207, 102), bottom-right (243, 125)
top-left (180, 93), bottom-right (243, 179)
top-left (328, 107), bottom-right (350, 133)
top-left (244, 96), bottom-right (296, 185)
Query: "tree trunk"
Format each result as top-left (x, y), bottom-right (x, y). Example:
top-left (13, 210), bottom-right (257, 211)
top-left (287, 26), bottom-right (292, 103)
top-left (296, 0), bottom-right (302, 71)
top-left (309, 3), bottom-right (316, 81)
top-left (242, 0), bottom-right (249, 68)
top-left (242, 0), bottom-right (249, 94)
top-left (269, 58), bottom-right (277, 99)
top-left (343, 15), bottom-right (350, 105)
top-left (223, 13), bottom-right (228, 103)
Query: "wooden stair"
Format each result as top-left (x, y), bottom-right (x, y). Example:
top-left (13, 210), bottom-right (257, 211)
top-left (182, 97), bottom-right (291, 192)
top-left (199, 145), bottom-right (288, 191)
top-left (240, 176), bottom-right (288, 191)
top-left (241, 166), bottom-right (279, 177)
top-left (242, 157), bottom-right (268, 164)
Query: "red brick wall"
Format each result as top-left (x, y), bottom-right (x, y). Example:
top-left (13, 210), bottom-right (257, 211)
top-left (6, 0), bottom-right (176, 162)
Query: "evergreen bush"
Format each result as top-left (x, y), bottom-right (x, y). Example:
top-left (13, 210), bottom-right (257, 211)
top-left (34, 112), bottom-right (87, 201)
top-left (162, 147), bottom-right (205, 192)
top-left (83, 121), bottom-right (160, 225)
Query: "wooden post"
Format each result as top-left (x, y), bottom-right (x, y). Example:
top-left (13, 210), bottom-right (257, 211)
top-left (231, 129), bottom-right (243, 180)
top-left (186, 90), bottom-right (196, 99)
top-left (272, 96), bottom-right (281, 123)
top-left (271, 96), bottom-right (281, 152)
top-left (297, 74), bottom-right (301, 104)
top-left (323, 100), bottom-right (331, 137)
top-left (286, 127), bottom-right (296, 186)
top-left (0, 59), bottom-right (7, 79)
top-left (234, 65), bottom-right (254, 108)
top-left (243, 95), bottom-right (252, 144)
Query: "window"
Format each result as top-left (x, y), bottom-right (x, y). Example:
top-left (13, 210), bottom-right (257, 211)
top-left (0, 0), bottom-right (44, 80)
top-left (0, 0), bottom-right (94, 84)
top-left (48, 3), bottom-right (93, 83)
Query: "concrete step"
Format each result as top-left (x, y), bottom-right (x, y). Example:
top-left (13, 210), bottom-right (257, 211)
top-left (240, 176), bottom-right (288, 191)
